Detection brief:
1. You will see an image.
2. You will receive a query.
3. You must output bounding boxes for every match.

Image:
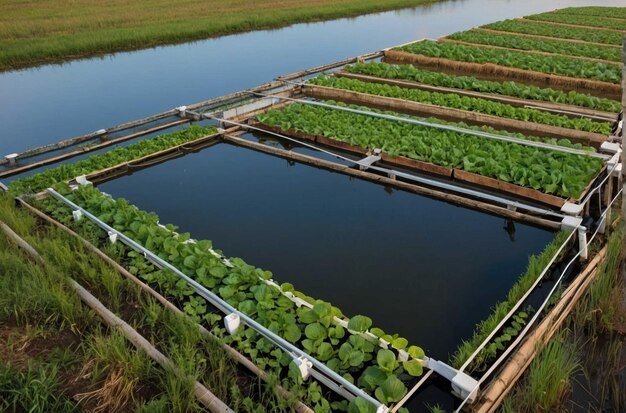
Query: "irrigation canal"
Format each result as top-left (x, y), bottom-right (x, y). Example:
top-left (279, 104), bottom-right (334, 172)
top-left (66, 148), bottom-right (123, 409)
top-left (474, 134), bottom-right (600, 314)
top-left (2, 0), bottom-right (625, 154)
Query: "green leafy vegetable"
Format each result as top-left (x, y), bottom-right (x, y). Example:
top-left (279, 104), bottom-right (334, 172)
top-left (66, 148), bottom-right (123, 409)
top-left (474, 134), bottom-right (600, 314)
top-left (396, 40), bottom-right (621, 84)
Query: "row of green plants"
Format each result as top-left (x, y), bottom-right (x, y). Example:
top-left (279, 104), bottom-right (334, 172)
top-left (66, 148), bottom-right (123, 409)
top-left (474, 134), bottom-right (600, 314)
top-left (307, 75), bottom-right (611, 134)
top-left (343, 62), bottom-right (622, 112)
top-left (527, 11), bottom-right (626, 30)
top-left (396, 41), bottom-right (622, 84)
top-left (482, 19), bottom-right (623, 45)
top-left (0, 192), bottom-right (298, 413)
top-left (551, 6), bottom-right (626, 19)
top-left (257, 102), bottom-right (604, 198)
top-left (38, 184), bottom-right (424, 412)
top-left (449, 231), bottom-right (571, 371)
top-left (9, 125), bottom-right (217, 195)
top-left (447, 29), bottom-right (621, 62)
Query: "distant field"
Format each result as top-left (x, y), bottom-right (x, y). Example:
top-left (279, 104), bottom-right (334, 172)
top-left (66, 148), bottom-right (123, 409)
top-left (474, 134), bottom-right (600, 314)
top-left (0, 0), bottom-right (437, 72)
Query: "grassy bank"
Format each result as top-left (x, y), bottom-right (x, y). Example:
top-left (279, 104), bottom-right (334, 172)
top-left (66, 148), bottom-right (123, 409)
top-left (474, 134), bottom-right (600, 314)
top-left (0, 0), bottom-right (437, 72)
top-left (0, 192), bottom-right (295, 412)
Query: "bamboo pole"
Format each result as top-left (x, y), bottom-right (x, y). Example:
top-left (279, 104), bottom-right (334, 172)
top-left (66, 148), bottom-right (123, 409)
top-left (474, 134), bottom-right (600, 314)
top-left (0, 219), bottom-right (232, 413)
top-left (473, 246), bottom-right (607, 413)
top-left (15, 198), bottom-right (313, 413)
top-left (70, 279), bottom-right (234, 413)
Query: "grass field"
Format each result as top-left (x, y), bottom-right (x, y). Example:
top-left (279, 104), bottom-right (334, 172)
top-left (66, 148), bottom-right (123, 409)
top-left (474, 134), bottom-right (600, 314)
top-left (0, 0), bottom-right (437, 72)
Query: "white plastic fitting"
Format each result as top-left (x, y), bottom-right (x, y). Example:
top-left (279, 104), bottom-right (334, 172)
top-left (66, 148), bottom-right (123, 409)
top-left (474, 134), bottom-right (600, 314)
top-left (108, 231), bottom-right (118, 244)
top-left (561, 215), bottom-right (583, 231)
top-left (5, 153), bottom-right (18, 166)
top-left (75, 175), bottom-right (92, 186)
top-left (72, 210), bottom-right (83, 221)
top-left (292, 356), bottom-right (312, 381)
top-left (95, 128), bottom-right (107, 135)
top-left (224, 313), bottom-right (241, 336)
top-left (600, 141), bottom-right (620, 155)
top-left (177, 106), bottom-right (187, 117)
top-left (426, 358), bottom-right (479, 403)
top-left (560, 202), bottom-right (584, 216)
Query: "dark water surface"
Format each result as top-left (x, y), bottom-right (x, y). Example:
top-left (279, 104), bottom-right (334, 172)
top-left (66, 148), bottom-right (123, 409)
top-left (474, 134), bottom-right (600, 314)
top-left (98, 143), bottom-right (554, 360)
top-left (1, 1), bottom-right (611, 409)
top-left (1, 0), bottom-right (624, 154)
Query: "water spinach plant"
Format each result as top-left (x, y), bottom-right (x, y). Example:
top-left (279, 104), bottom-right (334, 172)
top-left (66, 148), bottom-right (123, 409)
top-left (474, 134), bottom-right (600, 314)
top-left (395, 41), bottom-right (622, 84)
top-left (446, 30), bottom-right (621, 62)
top-left (257, 102), bottom-right (603, 198)
top-left (308, 75), bottom-right (611, 134)
top-left (343, 62), bottom-right (621, 112)
top-left (552, 6), bottom-right (626, 19)
top-left (481, 20), bottom-right (623, 46)
top-left (526, 11), bottom-right (626, 31)
top-left (37, 184), bottom-right (425, 412)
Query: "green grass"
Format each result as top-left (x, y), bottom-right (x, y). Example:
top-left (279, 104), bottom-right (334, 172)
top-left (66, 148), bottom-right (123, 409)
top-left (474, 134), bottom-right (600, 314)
top-left (500, 330), bottom-right (581, 412)
top-left (573, 224), bottom-right (625, 333)
top-left (0, 360), bottom-right (81, 413)
top-left (0, 0), bottom-right (438, 72)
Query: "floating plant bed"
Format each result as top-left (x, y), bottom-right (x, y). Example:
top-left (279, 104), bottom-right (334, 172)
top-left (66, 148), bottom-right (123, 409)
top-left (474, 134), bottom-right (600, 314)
top-left (481, 19), bottom-right (625, 45)
top-left (300, 81), bottom-right (609, 146)
top-left (334, 71), bottom-right (618, 122)
top-left (253, 102), bottom-right (606, 208)
top-left (384, 48), bottom-right (622, 100)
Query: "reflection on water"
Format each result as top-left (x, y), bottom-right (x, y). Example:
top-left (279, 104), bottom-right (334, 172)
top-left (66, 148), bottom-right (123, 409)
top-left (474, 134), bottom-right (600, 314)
top-left (1, 0), bottom-right (624, 153)
top-left (98, 142), bottom-right (554, 360)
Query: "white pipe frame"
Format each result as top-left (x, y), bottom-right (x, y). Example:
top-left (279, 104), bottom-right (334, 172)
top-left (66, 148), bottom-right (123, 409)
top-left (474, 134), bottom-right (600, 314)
top-left (45, 188), bottom-right (387, 412)
top-left (453, 186), bottom-right (624, 413)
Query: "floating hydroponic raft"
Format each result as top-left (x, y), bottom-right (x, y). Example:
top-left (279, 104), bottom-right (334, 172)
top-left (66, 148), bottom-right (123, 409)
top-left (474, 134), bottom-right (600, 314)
top-left (3, 5), bottom-right (624, 413)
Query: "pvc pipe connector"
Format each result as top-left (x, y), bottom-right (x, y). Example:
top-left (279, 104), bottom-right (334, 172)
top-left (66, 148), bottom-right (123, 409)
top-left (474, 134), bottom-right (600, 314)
top-left (108, 231), bottom-right (118, 244)
top-left (75, 175), bottom-right (92, 186)
top-left (600, 142), bottom-right (620, 155)
top-left (95, 129), bottom-right (107, 135)
top-left (561, 202), bottom-right (584, 216)
top-left (72, 210), bottom-right (83, 221)
top-left (561, 216), bottom-right (582, 231)
top-left (224, 313), bottom-right (241, 336)
top-left (177, 106), bottom-right (187, 117)
top-left (292, 356), bottom-right (313, 381)
top-left (5, 153), bottom-right (18, 166)
top-left (427, 358), bottom-right (479, 403)
top-left (611, 163), bottom-right (622, 178)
